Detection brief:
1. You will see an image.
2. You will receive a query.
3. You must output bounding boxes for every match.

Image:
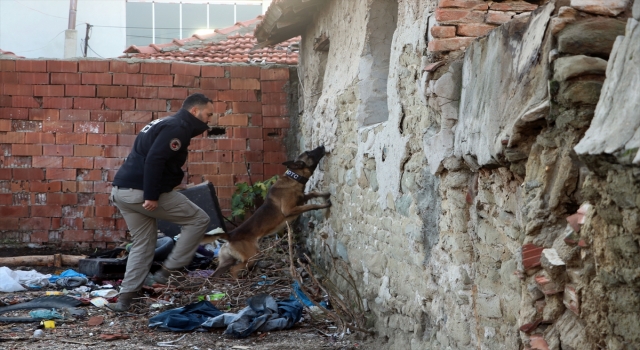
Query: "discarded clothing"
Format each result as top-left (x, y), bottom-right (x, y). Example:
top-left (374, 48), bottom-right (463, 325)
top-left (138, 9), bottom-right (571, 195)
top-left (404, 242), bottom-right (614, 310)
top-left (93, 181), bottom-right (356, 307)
top-left (29, 309), bottom-right (64, 320)
top-left (149, 294), bottom-right (303, 338)
top-left (202, 294), bottom-right (303, 338)
top-left (55, 276), bottom-right (88, 288)
top-left (148, 300), bottom-right (223, 332)
top-left (0, 267), bottom-right (51, 292)
top-left (48, 269), bottom-right (86, 284)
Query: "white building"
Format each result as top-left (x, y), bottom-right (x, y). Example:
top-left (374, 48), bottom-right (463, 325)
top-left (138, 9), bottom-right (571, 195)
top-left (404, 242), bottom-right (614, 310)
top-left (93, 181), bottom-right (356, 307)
top-left (0, 0), bottom-right (271, 59)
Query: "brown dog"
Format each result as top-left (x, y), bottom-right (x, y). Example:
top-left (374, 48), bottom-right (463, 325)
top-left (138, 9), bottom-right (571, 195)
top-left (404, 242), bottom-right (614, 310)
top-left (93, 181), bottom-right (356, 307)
top-left (203, 145), bottom-right (330, 278)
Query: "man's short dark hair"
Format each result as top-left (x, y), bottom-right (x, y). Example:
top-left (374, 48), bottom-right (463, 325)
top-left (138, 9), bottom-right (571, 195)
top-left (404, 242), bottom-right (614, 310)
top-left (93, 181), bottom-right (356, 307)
top-left (182, 93), bottom-right (213, 110)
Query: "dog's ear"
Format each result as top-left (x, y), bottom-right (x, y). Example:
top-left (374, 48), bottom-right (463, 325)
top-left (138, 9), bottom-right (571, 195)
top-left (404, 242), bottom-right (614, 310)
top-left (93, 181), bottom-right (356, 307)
top-left (282, 160), bottom-right (305, 169)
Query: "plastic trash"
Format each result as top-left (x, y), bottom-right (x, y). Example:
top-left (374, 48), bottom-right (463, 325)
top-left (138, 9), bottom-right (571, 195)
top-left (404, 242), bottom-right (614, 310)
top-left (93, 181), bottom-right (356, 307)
top-left (42, 320), bottom-right (55, 329)
top-left (256, 275), bottom-right (274, 286)
top-left (73, 286), bottom-right (92, 293)
top-left (0, 267), bottom-right (25, 292)
top-left (0, 267), bottom-right (51, 292)
top-left (291, 281), bottom-right (328, 309)
top-left (49, 269), bottom-right (86, 284)
top-left (33, 329), bottom-right (44, 338)
top-left (29, 309), bottom-right (64, 320)
top-left (197, 292), bottom-right (225, 302)
top-left (90, 289), bottom-right (118, 298)
top-left (90, 297), bottom-right (108, 308)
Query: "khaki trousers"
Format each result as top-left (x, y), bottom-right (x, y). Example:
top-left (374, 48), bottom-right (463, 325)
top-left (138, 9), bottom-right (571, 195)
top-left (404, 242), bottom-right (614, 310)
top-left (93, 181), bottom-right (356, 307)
top-left (111, 187), bottom-right (210, 293)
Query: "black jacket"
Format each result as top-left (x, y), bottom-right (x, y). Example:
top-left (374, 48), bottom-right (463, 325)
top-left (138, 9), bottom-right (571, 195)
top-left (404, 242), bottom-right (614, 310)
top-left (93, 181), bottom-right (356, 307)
top-left (113, 109), bottom-right (209, 201)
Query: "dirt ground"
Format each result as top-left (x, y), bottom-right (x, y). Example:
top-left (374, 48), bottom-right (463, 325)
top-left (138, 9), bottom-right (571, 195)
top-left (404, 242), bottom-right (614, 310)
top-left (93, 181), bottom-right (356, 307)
top-left (0, 241), bottom-right (378, 350)
top-left (1, 320), bottom-right (368, 350)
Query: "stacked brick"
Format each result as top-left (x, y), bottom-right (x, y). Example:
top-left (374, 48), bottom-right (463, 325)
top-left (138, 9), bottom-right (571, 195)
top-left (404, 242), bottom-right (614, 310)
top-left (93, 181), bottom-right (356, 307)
top-left (429, 0), bottom-right (538, 52)
top-left (0, 59), bottom-right (292, 248)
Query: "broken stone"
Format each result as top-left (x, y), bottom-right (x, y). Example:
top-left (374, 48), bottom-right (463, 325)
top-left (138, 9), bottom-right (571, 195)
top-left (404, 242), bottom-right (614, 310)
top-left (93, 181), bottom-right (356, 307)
top-left (540, 248), bottom-right (566, 280)
top-left (566, 213), bottom-right (583, 233)
top-left (535, 273), bottom-right (563, 295)
top-left (455, 5), bottom-right (554, 167)
top-left (542, 294), bottom-right (565, 322)
top-left (550, 6), bottom-right (579, 35)
top-left (555, 310), bottom-right (591, 349)
top-left (423, 61), bottom-right (445, 72)
top-left (553, 55), bottom-right (607, 82)
top-left (434, 71), bottom-right (462, 101)
top-left (424, 128), bottom-right (455, 175)
top-left (566, 268), bottom-right (584, 284)
top-left (548, 49), bottom-right (559, 64)
top-left (563, 284), bottom-right (580, 316)
top-left (577, 203), bottom-right (591, 216)
top-left (558, 6), bottom-right (579, 19)
top-left (557, 18), bottom-right (626, 58)
top-left (87, 315), bottom-right (104, 326)
top-left (570, 0), bottom-right (630, 16)
top-left (543, 324), bottom-right (561, 350)
top-left (563, 229), bottom-right (579, 246)
top-left (558, 80), bottom-right (603, 105)
top-left (519, 319), bottom-right (543, 333)
top-left (528, 281), bottom-right (545, 300)
top-left (476, 294), bottom-right (502, 318)
top-left (574, 19), bottom-right (640, 161)
top-left (529, 334), bottom-right (550, 350)
top-left (535, 299), bottom-right (546, 315)
top-left (553, 227), bottom-right (581, 266)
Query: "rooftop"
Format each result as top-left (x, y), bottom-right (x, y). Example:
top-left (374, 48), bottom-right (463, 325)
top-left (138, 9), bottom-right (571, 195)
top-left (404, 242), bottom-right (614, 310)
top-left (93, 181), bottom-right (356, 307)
top-left (0, 49), bottom-right (24, 59)
top-left (122, 15), bottom-right (299, 65)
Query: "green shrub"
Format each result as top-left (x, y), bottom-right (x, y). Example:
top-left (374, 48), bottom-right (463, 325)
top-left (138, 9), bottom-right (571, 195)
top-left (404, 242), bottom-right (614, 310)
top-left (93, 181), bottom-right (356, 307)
top-left (229, 175), bottom-right (278, 221)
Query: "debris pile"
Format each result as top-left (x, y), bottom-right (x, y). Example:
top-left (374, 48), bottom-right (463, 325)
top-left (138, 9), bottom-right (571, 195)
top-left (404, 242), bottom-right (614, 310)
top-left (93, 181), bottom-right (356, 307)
top-left (0, 228), bottom-right (371, 349)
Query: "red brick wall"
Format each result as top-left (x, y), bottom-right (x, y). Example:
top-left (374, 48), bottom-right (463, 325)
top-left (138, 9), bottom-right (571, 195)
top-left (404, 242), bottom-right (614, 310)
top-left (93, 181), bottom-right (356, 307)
top-left (429, 0), bottom-right (539, 52)
top-left (0, 59), bottom-right (292, 249)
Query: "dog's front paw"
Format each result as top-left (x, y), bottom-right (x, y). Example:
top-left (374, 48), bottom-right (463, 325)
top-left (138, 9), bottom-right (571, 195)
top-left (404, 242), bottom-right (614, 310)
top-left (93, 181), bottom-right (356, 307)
top-left (321, 192), bottom-right (331, 198)
top-left (325, 199), bottom-right (332, 208)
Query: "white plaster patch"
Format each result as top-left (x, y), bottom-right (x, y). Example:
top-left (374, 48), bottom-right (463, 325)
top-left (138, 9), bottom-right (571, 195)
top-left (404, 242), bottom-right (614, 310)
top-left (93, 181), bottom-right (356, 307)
top-left (76, 124), bottom-right (101, 133)
top-left (362, 263), bottom-right (369, 285)
top-left (484, 327), bottom-right (496, 339)
top-left (375, 275), bottom-right (392, 305)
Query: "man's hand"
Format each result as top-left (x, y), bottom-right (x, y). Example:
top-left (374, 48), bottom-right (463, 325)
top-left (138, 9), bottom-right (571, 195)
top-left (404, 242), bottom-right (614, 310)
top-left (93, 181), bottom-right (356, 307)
top-left (143, 200), bottom-right (158, 211)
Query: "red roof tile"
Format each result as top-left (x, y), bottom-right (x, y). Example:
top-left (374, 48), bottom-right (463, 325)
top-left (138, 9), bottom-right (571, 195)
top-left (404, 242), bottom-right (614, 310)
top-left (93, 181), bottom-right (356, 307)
top-left (0, 49), bottom-right (24, 59)
top-left (121, 15), bottom-right (299, 65)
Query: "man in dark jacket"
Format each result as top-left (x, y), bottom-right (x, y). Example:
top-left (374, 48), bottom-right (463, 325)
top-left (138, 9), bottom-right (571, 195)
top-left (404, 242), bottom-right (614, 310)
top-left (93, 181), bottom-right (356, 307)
top-left (108, 93), bottom-right (215, 312)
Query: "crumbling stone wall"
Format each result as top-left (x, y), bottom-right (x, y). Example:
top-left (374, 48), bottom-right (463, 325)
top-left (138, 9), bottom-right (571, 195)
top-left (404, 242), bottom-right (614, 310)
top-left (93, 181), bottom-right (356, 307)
top-left (296, 0), bottom-right (638, 348)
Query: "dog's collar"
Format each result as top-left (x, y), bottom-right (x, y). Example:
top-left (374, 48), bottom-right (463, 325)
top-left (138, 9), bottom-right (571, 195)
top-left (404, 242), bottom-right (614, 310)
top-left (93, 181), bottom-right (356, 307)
top-left (284, 169), bottom-right (308, 184)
